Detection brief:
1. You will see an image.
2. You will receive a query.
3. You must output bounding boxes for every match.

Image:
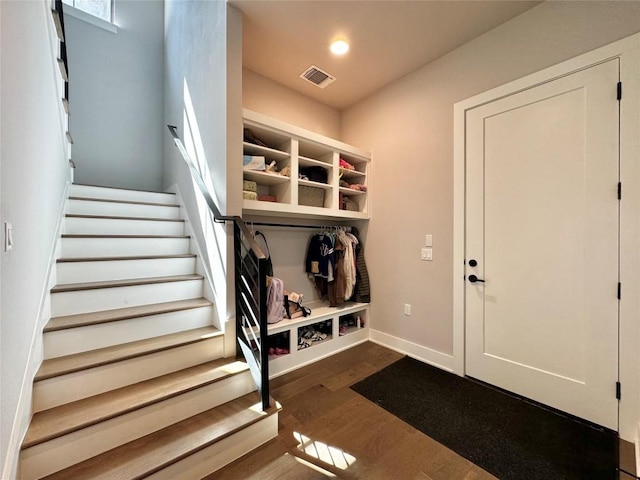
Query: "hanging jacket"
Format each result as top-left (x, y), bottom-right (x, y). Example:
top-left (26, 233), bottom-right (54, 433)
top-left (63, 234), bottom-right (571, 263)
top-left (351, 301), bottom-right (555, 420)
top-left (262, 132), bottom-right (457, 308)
top-left (351, 227), bottom-right (371, 303)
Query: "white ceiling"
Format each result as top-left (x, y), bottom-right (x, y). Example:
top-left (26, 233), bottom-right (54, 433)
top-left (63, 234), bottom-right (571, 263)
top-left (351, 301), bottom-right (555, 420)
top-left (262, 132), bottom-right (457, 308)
top-left (230, 0), bottom-right (542, 110)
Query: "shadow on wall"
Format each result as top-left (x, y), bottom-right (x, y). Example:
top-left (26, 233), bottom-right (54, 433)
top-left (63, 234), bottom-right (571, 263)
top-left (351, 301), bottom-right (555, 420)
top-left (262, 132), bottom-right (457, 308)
top-left (183, 78), bottom-right (228, 330)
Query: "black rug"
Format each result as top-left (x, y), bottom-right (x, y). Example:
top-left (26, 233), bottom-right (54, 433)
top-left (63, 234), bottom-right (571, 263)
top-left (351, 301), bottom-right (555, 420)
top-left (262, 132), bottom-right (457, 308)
top-left (351, 356), bottom-right (617, 480)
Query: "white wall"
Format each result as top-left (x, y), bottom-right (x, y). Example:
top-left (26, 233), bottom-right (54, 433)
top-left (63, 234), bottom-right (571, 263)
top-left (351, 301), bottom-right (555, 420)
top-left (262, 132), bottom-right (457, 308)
top-left (164, 0), bottom-right (242, 343)
top-left (341, 0), bottom-right (640, 358)
top-left (65, 0), bottom-right (164, 191)
top-left (1, 1), bottom-right (71, 476)
top-left (243, 68), bottom-right (341, 139)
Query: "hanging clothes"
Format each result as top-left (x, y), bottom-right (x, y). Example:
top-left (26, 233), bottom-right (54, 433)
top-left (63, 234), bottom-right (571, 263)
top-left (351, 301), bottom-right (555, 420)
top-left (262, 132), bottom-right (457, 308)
top-left (335, 229), bottom-right (358, 300)
top-left (350, 227), bottom-right (371, 303)
top-left (327, 238), bottom-right (346, 307)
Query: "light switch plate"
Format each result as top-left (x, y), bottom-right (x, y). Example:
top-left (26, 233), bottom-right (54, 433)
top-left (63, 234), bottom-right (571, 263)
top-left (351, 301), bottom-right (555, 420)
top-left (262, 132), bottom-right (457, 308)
top-left (421, 248), bottom-right (432, 261)
top-left (4, 222), bottom-right (13, 252)
top-left (425, 234), bottom-right (433, 247)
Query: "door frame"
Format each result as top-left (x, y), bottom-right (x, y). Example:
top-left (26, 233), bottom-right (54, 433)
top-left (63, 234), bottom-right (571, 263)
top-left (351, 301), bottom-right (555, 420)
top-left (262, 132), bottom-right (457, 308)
top-left (452, 32), bottom-right (640, 442)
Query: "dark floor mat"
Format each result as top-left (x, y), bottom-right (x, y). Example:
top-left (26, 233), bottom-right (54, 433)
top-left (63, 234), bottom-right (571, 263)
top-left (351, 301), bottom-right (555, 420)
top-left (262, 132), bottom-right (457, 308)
top-left (351, 356), bottom-right (617, 480)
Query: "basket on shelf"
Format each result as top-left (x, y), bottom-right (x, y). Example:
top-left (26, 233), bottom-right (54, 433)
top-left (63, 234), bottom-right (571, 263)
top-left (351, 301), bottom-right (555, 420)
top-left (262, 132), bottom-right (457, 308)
top-left (339, 193), bottom-right (360, 211)
top-left (299, 185), bottom-right (325, 207)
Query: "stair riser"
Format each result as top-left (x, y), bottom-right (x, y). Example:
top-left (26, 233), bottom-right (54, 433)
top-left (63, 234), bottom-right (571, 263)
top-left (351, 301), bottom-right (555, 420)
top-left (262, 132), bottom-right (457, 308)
top-left (22, 371), bottom-right (256, 479)
top-left (51, 279), bottom-right (204, 316)
top-left (43, 306), bottom-right (214, 359)
top-left (34, 335), bottom-right (225, 412)
top-left (65, 217), bottom-right (185, 236)
top-left (61, 237), bottom-right (191, 258)
top-left (56, 256), bottom-right (197, 284)
top-left (68, 199), bottom-right (181, 219)
top-left (70, 185), bottom-right (177, 205)
top-left (147, 414), bottom-right (279, 480)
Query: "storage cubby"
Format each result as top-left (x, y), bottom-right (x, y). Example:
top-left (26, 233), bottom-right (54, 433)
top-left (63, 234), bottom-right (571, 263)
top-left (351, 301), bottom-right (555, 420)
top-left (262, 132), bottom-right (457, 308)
top-left (268, 331), bottom-right (291, 358)
top-left (239, 110), bottom-right (372, 378)
top-left (298, 319), bottom-right (332, 350)
top-left (266, 301), bottom-right (370, 378)
top-left (339, 310), bottom-right (366, 336)
top-left (242, 109), bottom-right (371, 219)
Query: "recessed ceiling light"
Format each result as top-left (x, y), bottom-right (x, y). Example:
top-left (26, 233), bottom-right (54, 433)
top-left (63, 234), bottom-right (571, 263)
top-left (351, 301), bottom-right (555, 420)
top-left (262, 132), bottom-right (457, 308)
top-left (330, 39), bottom-right (349, 56)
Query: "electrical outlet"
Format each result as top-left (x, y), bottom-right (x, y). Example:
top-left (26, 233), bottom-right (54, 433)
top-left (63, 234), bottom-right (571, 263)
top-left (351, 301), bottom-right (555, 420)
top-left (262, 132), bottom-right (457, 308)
top-left (404, 303), bottom-right (411, 316)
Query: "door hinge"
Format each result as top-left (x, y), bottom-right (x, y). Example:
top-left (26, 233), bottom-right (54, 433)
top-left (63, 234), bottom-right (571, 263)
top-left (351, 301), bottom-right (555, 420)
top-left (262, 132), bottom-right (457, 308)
top-left (617, 81), bottom-right (622, 101)
top-left (618, 182), bottom-right (622, 200)
top-left (616, 381), bottom-right (621, 400)
top-left (617, 282), bottom-right (621, 299)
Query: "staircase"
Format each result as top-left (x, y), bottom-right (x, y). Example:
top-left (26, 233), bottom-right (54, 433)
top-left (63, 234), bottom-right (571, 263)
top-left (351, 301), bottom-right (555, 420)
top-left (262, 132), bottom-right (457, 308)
top-left (19, 184), bottom-right (279, 479)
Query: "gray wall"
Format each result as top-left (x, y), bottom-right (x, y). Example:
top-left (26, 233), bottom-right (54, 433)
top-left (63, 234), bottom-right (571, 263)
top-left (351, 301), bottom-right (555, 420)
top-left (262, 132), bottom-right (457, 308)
top-left (65, 0), bottom-right (164, 191)
top-left (1, 1), bottom-right (71, 475)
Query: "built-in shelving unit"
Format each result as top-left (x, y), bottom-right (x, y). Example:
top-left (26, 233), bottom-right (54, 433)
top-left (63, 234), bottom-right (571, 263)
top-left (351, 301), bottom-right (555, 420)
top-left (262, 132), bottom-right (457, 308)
top-left (242, 109), bottom-right (371, 220)
top-left (240, 109), bottom-right (372, 376)
top-left (264, 301), bottom-right (369, 378)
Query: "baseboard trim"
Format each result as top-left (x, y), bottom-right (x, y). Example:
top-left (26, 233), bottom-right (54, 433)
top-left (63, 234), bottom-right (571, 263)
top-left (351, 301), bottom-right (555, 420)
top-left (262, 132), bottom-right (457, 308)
top-left (636, 422), bottom-right (640, 476)
top-left (2, 180), bottom-right (71, 480)
top-left (369, 329), bottom-right (455, 373)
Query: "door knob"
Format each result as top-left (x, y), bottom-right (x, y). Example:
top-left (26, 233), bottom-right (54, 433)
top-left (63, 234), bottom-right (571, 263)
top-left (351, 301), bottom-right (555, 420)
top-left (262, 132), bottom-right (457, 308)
top-left (468, 274), bottom-right (484, 283)
top-left (468, 259), bottom-right (478, 267)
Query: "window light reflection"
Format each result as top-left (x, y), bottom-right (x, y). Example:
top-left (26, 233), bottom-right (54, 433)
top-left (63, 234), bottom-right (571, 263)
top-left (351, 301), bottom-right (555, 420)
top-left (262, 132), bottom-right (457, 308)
top-left (293, 431), bottom-right (357, 471)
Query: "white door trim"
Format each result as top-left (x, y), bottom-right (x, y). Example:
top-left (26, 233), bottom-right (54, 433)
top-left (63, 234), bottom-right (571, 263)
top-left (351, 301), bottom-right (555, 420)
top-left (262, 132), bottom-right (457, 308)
top-left (453, 32), bottom-right (640, 442)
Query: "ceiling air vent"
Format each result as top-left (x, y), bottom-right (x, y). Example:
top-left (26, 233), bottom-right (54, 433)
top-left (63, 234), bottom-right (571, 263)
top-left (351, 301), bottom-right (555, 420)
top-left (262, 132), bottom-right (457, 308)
top-left (299, 65), bottom-right (336, 89)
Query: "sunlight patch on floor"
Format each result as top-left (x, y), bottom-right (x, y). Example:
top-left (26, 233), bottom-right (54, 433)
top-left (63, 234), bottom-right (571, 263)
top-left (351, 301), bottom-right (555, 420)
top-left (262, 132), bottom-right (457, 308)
top-left (294, 431), bottom-right (357, 471)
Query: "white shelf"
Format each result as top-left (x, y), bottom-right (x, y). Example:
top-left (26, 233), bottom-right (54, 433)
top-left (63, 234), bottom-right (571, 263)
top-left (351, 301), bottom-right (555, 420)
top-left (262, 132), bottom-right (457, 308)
top-left (299, 179), bottom-right (332, 190)
top-left (339, 167), bottom-right (366, 180)
top-left (266, 301), bottom-right (370, 378)
top-left (242, 109), bottom-right (371, 220)
top-left (339, 186), bottom-right (366, 196)
top-left (243, 170), bottom-right (290, 186)
top-left (299, 156), bottom-right (333, 169)
top-left (242, 142), bottom-right (290, 160)
top-left (267, 300), bottom-right (368, 335)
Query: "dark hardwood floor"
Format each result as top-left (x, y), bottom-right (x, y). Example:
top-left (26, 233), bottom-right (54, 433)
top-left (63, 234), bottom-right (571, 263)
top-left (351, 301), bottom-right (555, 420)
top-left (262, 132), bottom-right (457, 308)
top-left (205, 341), bottom-right (496, 480)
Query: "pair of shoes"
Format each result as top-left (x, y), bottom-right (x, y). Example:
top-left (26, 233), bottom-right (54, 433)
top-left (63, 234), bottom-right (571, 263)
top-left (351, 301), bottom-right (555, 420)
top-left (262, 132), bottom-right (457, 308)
top-left (339, 325), bottom-right (348, 336)
top-left (275, 347), bottom-right (289, 355)
top-left (311, 332), bottom-right (327, 342)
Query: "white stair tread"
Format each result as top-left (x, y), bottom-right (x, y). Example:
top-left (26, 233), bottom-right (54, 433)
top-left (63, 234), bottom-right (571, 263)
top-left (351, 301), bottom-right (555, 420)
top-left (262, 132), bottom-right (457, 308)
top-left (69, 196), bottom-right (180, 208)
top-left (45, 298), bottom-right (211, 332)
top-left (35, 326), bottom-right (222, 381)
top-left (41, 392), bottom-right (278, 480)
top-left (57, 254), bottom-right (196, 264)
top-left (25, 359), bottom-right (251, 449)
top-left (51, 274), bottom-right (203, 293)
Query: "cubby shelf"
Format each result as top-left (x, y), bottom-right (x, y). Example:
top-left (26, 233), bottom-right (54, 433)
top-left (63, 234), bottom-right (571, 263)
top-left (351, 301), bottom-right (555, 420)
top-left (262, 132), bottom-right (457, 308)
top-left (267, 300), bottom-right (369, 335)
top-left (239, 109), bottom-right (372, 377)
top-left (242, 109), bottom-right (371, 219)
top-left (266, 301), bottom-right (370, 378)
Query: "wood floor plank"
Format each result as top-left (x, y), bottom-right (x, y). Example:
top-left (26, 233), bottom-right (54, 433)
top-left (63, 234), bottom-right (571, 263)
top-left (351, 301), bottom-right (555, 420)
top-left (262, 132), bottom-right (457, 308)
top-left (25, 358), bottom-right (248, 448)
top-left (35, 326), bottom-right (221, 381)
top-left (206, 341), bottom-right (496, 480)
top-left (44, 298), bottom-right (212, 332)
top-left (51, 273), bottom-right (202, 293)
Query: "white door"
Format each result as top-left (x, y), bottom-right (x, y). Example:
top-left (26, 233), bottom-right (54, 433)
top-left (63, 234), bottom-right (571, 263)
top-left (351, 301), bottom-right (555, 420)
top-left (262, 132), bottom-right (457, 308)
top-left (465, 59), bottom-right (619, 429)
